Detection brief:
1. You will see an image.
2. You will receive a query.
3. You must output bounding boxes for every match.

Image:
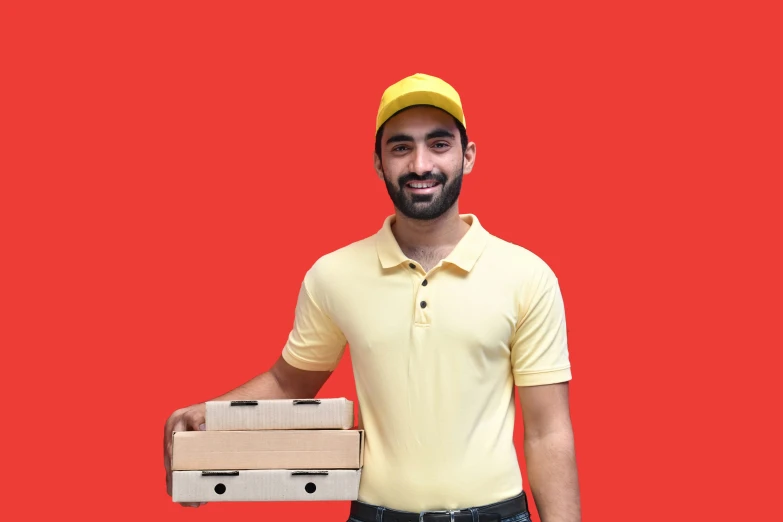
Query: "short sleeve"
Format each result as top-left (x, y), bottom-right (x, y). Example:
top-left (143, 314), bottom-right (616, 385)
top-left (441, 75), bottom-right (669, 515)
top-left (510, 279), bottom-right (572, 386)
top-left (282, 276), bottom-right (347, 372)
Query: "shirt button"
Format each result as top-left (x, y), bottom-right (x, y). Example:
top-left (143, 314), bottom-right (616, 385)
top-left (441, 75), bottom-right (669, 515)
top-left (422, 279), bottom-right (428, 286)
top-left (409, 263), bottom-right (416, 269)
top-left (420, 301), bottom-right (427, 308)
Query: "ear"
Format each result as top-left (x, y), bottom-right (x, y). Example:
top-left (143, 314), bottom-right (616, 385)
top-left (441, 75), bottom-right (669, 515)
top-left (373, 152), bottom-right (384, 180)
top-left (462, 141), bottom-right (477, 175)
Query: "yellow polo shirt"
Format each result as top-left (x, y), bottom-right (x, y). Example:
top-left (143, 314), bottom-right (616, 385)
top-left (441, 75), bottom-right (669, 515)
top-left (282, 214), bottom-right (571, 512)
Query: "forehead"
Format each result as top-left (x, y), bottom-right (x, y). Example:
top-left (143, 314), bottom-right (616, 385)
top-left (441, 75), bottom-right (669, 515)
top-left (382, 105), bottom-right (458, 137)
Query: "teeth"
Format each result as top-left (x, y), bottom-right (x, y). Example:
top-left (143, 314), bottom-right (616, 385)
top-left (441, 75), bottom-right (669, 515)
top-left (410, 182), bottom-right (436, 188)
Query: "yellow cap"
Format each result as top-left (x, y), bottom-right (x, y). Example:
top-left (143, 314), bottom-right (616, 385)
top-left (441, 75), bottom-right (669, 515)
top-left (375, 73), bottom-right (466, 132)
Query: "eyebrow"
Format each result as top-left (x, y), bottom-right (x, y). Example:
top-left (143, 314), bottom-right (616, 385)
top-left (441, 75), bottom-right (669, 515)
top-left (425, 129), bottom-right (455, 140)
top-left (385, 133), bottom-right (414, 145)
top-left (385, 128), bottom-right (456, 145)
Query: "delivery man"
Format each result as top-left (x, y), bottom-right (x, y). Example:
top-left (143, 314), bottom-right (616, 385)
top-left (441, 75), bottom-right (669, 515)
top-left (163, 73), bottom-right (581, 522)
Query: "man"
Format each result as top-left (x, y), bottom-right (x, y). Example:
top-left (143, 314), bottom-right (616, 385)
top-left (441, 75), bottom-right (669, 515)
top-left (163, 73), bottom-right (581, 522)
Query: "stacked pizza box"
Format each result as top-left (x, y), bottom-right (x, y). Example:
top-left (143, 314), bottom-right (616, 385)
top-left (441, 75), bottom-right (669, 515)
top-left (171, 398), bottom-right (363, 502)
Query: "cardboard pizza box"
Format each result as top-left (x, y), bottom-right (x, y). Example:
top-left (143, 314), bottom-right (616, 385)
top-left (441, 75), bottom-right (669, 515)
top-left (205, 398), bottom-right (354, 431)
top-left (172, 469), bottom-right (362, 502)
top-left (171, 429), bottom-right (364, 471)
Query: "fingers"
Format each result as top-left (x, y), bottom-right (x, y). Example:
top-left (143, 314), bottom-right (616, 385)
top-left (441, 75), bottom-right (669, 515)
top-left (164, 412), bottom-right (186, 450)
top-left (165, 420), bottom-right (183, 497)
top-left (164, 411), bottom-right (187, 500)
top-left (163, 405), bottom-right (208, 507)
top-left (183, 406), bottom-right (206, 432)
top-left (164, 416), bottom-right (186, 472)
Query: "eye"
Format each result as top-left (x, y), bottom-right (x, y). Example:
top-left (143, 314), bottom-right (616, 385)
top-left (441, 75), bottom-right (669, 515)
top-left (432, 141), bottom-right (451, 149)
top-left (392, 145), bottom-right (410, 152)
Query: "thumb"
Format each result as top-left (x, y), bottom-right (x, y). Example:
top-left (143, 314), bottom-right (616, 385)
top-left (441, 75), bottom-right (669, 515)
top-left (184, 409), bottom-right (206, 431)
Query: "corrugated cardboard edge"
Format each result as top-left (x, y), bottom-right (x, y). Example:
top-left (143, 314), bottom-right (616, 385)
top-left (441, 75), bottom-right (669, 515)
top-left (358, 429), bottom-right (364, 467)
top-left (343, 398), bottom-right (354, 429)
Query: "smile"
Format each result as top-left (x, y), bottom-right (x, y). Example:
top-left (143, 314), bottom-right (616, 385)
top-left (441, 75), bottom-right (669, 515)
top-left (406, 181), bottom-right (440, 188)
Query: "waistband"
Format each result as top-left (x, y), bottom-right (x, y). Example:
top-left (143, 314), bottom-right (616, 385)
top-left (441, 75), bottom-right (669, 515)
top-left (349, 491), bottom-right (528, 522)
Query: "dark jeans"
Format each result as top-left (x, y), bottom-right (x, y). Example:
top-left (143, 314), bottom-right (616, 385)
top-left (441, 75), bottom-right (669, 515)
top-left (347, 514), bottom-right (531, 522)
top-left (346, 497), bottom-right (532, 522)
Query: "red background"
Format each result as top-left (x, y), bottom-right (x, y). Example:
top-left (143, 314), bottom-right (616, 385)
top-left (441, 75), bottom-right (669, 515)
top-left (2, 1), bottom-right (781, 521)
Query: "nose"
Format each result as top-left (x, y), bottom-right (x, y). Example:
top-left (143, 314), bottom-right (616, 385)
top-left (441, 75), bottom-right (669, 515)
top-left (409, 145), bottom-right (434, 176)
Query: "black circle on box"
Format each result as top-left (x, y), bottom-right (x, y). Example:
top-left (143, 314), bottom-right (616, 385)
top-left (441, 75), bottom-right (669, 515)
top-left (305, 482), bottom-right (316, 494)
top-left (214, 483), bottom-right (226, 495)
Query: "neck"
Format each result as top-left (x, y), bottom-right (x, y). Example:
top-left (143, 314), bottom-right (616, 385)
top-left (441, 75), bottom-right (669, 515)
top-left (390, 204), bottom-right (470, 250)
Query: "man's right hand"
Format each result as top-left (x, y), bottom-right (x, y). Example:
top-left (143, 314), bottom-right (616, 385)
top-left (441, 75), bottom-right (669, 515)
top-left (160, 358), bottom-right (333, 507)
top-left (163, 403), bottom-right (207, 507)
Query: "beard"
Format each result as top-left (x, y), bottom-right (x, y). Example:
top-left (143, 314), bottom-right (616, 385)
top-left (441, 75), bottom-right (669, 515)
top-left (383, 167), bottom-right (463, 220)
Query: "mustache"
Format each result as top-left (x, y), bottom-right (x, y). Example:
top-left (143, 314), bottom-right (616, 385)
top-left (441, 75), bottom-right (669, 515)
top-left (397, 171), bottom-right (448, 188)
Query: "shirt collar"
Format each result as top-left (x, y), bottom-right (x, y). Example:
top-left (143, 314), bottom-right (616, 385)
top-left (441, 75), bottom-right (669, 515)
top-left (375, 213), bottom-right (490, 272)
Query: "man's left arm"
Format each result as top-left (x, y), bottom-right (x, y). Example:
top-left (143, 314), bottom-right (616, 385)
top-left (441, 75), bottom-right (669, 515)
top-left (518, 382), bottom-right (581, 522)
top-left (509, 271), bottom-right (580, 522)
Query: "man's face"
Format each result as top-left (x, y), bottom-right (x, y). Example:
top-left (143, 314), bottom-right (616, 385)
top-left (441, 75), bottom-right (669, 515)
top-left (375, 106), bottom-right (471, 220)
